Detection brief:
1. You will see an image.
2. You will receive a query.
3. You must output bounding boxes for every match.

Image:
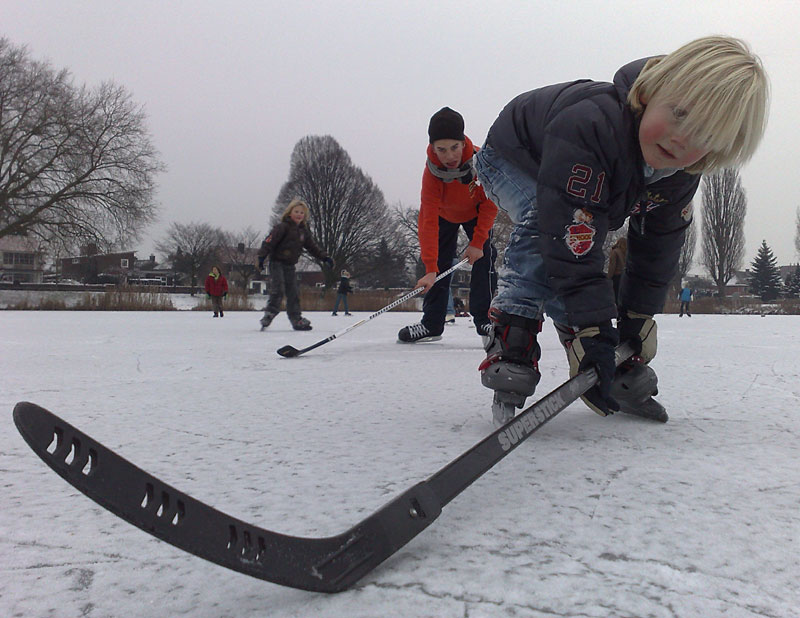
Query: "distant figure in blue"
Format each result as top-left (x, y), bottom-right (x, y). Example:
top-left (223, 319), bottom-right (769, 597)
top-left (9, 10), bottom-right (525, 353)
top-left (332, 270), bottom-right (353, 316)
top-left (679, 285), bottom-right (693, 317)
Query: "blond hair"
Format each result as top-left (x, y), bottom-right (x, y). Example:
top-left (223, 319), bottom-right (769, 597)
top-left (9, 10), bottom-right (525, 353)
top-left (628, 36), bottom-right (769, 173)
top-left (282, 198), bottom-right (310, 222)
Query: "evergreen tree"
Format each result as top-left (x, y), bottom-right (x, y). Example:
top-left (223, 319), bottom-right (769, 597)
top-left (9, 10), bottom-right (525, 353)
top-left (784, 265), bottom-right (800, 298)
top-left (748, 240), bottom-right (783, 301)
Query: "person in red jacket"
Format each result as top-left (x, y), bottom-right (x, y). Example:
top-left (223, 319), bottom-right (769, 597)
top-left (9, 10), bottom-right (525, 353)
top-left (204, 265), bottom-right (228, 317)
top-left (398, 107), bottom-right (498, 343)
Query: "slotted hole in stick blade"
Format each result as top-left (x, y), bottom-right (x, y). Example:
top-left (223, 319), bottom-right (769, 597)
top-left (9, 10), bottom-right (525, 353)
top-left (242, 531), bottom-right (252, 556)
top-left (227, 525), bottom-right (238, 550)
top-left (157, 491), bottom-right (169, 517)
top-left (64, 440), bottom-right (76, 465)
top-left (46, 427), bottom-right (63, 454)
top-left (141, 483), bottom-right (153, 509)
top-left (410, 498), bottom-right (426, 519)
top-left (171, 500), bottom-right (185, 526)
top-left (81, 448), bottom-right (97, 476)
top-left (256, 536), bottom-right (266, 562)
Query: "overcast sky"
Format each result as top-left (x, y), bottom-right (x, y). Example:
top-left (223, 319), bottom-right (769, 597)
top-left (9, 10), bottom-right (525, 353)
top-left (5, 0), bottom-right (800, 266)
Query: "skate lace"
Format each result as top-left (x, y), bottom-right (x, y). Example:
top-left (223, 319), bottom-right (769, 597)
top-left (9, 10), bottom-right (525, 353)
top-left (406, 323), bottom-right (430, 339)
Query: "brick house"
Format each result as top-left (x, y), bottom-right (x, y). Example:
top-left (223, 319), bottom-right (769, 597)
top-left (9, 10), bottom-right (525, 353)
top-left (0, 235), bottom-right (45, 283)
top-left (60, 243), bottom-right (136, 284)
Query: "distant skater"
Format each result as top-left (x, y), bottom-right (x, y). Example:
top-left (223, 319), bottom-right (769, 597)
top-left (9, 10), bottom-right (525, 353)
top-left (332, 270), bottom-right (353, 316)
top-left (204, 265), bottom-right (228, 317)
top-left (257, 198), bottom-right (333, 331)
top-left (679, 285), bottom-right (693, 317)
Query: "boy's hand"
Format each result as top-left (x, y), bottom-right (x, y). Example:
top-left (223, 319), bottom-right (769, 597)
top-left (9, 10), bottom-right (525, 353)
top-left (567, 321), bottom-right (620, 416)
top-left (415, 272), bottom-right (437, 293)
top-left (464, 245), bottom-right (483, 265)
top-left (618, 310), bottom-right (657, 362)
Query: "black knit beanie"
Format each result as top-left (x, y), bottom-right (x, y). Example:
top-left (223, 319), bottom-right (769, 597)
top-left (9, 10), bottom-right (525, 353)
top-left (428, 107), bottom-right (465, 143)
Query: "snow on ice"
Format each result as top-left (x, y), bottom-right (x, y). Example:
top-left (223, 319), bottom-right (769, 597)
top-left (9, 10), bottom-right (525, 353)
top-left (1, 309), bottom-right (799, 617)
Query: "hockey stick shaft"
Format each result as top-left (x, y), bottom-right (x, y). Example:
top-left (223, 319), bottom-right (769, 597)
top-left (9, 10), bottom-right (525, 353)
top-left (427, 342), bottom-right (635, 505)
top-left (277, 258), bottom-right (469, 357)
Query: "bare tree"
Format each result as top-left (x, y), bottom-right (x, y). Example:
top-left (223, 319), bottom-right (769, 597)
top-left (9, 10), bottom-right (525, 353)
top-left (0, 38), bottom-right (164, 249)
top-left (219, 226), bottom-right (262, 292)
top-left (701, 169), bottom-right (747, 297)
top-left (795, 206), bottom-right (800, 260)
top-left (273, 135), bottom-right (396, 286)
top-left (394, 204), bottom-right (423, 279)
top-left (672, 209), bottom-right (697, 293)
top-left (155, 222), bottom-right (223, 293)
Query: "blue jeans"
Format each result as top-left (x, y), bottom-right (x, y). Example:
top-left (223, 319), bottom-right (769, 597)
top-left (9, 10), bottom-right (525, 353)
top-left (474, 144), bottom-right (567, 325)
top-left (333, 293), bottom-right (349, 313)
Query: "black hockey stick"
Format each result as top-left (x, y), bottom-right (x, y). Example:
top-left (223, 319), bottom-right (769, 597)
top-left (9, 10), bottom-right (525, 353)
top-left (276, 258), bottom-right (469, 358)
top-left (13, 343), bottom-right (632, 593)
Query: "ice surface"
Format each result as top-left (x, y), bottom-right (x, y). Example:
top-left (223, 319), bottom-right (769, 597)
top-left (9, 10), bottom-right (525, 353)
top-left (2, 309), bottom-right (798, 617)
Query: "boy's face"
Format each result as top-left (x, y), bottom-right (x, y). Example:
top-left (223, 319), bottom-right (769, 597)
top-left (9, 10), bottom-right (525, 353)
top-left (638, 98), bottom-right (710, 169)
top-left (289, 206), bottom-right (305, 224)
top-left (432, 139), bottom-right (465, 169)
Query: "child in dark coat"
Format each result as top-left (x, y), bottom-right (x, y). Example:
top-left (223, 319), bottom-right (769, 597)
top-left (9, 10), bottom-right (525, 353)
top-left (332, 270), bottom-right (353, 316)
top-left (257, 198), bottom-right (332, 331)
top-left (475, 36), bottom-right (769, 425)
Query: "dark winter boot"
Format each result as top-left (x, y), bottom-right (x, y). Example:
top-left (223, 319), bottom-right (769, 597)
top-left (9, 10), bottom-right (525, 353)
top-left (479, 309), bottom-right (542, 426)
top-left (260, 311), bottom-right (276, 331)
top-left (219, 310), bottom-right (224, 317)
top-left (291, 316), bottom-right (312, 331)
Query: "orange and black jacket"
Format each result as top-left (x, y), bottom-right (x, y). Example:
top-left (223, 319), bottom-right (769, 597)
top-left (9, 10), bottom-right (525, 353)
top-left (418, 135), bottom-right (498, 273)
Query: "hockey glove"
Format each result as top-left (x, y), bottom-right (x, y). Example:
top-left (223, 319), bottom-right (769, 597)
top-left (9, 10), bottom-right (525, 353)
top-left (618, 310), bottom-right (657, 363)
top-left (566, 321), bottom-right (620, 416)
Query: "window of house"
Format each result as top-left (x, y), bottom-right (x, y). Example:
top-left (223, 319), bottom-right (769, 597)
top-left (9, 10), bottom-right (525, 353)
top-left (120, 258), bottom-right (129, 268)
top-left (3, 253), bottom-right (33, 265)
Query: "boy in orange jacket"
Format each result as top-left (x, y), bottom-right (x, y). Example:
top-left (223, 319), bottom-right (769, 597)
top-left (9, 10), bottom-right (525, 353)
top-left (398, 107), bottom-right (498, 343)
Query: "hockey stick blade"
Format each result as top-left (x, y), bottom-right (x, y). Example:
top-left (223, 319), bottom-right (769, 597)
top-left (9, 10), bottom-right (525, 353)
top-left (12, 344), bottom-right (633, 592)
top-left (276, 258), bottom-right (469, 358)
top-left (13, 401), bottom-right (441, 593)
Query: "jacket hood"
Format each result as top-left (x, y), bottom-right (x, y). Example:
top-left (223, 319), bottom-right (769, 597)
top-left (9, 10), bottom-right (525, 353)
top-left (426, 135), bottom-right (475, 168)
top-left (613, 57), bottom-right (654, 105)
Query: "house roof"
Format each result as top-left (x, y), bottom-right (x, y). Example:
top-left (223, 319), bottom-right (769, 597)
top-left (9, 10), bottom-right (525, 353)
top-left (0, 236), bottom-right (40, 252)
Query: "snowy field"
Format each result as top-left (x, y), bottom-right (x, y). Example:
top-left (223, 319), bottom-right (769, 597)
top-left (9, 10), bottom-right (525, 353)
top-left (2, 309), bottom-right (799, 617)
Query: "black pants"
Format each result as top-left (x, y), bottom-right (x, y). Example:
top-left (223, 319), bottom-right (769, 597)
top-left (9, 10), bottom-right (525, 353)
top-left (265, 261), bottom-right (301, 320)
top-left (421, 217), bottom-right (497, 335)
top-left (679, 301), bottom-right (691, 315)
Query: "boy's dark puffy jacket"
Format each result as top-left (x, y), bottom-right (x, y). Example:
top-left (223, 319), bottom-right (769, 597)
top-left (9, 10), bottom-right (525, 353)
top-left (485, 57), bottom-right (700, 326)
top-left (258, 219), bottom-right (327, 265)
top-left (337, 277), bottom-right (352, 294)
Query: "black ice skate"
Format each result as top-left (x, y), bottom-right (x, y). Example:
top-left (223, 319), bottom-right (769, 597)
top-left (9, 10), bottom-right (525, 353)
top-left (260, 311), bottom-right (276, 331)
top-left (479, 310), bottom-right (542, 426)
top-left (397, 323), bottom-right (442, 343)
top-left (610, 360), bottom-right (668, 422)
top-left (291, 316), bottom-right (312, 331)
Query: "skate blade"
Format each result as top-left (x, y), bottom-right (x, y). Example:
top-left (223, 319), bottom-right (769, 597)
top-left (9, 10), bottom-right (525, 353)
top-left (397, 335), bottom-right (443, 344)
top-left (618, 398), bottom-right (668, 423)
top-left (492, 400), bottom-right (517, 428)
